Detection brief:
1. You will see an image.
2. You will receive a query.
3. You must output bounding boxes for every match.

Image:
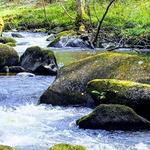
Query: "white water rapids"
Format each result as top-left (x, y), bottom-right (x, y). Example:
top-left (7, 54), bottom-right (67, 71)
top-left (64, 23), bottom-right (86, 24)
top-left (0, 32), bottom-right (150, 150)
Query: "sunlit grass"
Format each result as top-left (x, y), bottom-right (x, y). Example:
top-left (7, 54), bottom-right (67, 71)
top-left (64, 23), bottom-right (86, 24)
top-left (0, 0), bottom-right (149, 37)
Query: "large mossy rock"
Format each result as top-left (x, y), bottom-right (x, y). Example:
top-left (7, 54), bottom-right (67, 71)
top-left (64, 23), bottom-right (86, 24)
top-left (76, 104), bottom-right (150, 131)
top-left (20, 46), bottom-right (58, 75)
top-left (0, 44), bottom-right (19, 69)
top-left (0, 145), bottom-right (16, 150)
top-left (87, 79), bottom-right (150, 120)
top-left (49, 144), bottom-right (87, 150)
top-left (40, 52), bottom-right (150, 106)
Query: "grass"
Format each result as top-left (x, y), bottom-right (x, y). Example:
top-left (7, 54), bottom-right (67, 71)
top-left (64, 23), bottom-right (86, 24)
top-left (90, 0), bottom-right (150, 37)
top-left (0, 0), bottom-right (149, 38)
top-left (0, 1), bottom-right (76, 29)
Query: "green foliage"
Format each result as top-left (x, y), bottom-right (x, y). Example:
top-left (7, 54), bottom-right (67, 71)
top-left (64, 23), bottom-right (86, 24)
top-left (91, 90), bottom-right (106, 100)
top-left (0, 0), bottom-right (149, 38)
top-left (0, 1), bottom-right (76, 29)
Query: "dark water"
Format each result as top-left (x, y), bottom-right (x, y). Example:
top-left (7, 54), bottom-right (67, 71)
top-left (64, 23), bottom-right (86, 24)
top-left (0, 32), bottom-right (150, 150)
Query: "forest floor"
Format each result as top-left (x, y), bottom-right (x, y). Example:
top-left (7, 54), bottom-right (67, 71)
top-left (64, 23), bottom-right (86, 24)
top-left (0, 0), bottom-right (150, 48)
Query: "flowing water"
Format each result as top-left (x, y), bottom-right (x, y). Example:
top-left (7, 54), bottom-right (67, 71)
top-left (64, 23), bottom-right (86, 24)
top-left (0, 32), bottom-right (150, 150)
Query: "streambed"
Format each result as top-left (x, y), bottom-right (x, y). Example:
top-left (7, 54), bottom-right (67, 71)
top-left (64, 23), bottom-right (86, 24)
top-left (0, 32), bottom-right (150, 150)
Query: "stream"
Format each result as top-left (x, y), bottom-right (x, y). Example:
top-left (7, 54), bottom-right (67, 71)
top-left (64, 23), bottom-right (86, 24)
top-left (0, 32), bottom-right (150, 150)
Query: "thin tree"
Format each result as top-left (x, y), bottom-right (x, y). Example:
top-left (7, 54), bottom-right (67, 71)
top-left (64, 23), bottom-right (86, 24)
top-left (76, 0), bottom-right (88, 32)
top-left (92, 0), bottom-right (116, 46)
top-left (41, 0), bottom-right (49, 24)
top-left (0, 17), bottom-right (4, 37)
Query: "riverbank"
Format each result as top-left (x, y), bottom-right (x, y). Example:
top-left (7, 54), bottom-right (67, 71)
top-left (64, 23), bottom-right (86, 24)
top-left (0, 0), bottom-right (150, 49)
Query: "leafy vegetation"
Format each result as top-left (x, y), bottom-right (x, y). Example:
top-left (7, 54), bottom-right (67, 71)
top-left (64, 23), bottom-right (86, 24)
top-left (0, 0), bottom-right (149, 39)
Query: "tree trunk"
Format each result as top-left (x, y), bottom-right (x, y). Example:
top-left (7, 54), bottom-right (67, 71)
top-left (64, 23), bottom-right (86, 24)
top-left (0, 17), bottom-right (4, 37)
top-left (92, 0), bottom-right (115, 46)
top-left (76, 0), bottom-right (87, 32)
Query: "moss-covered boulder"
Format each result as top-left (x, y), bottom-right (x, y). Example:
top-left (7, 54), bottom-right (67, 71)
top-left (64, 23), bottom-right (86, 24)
top-left (87, 79), bottom-right (150, 120)
top-left (0, 145), bottom-right (16, 150)
top-left (20, 46), bottom-right (58, 75)
top-left (49, 144), bottom-right (87, 150)
top-left (40, 52), bottom-right (150, 106)
top-left (0, 44), bottom-right (19, 69)
top-left (0, 37), bottom-right (16, 45)
top-left (76, 104), bottom-right (150, 131)
top-left (47, 30), bottom-right (76, 47)
top-left (48, 30), bottom-right (93, 49)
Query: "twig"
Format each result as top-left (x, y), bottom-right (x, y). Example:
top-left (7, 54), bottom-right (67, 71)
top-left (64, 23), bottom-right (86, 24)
top-left (92, 0), bottom-right (116, 46)
top-left (60, 2), bottom-right (75, 20)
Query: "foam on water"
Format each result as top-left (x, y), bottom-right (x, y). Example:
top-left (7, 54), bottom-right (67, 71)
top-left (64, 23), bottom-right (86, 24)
top-left (3, 32), bottom-right (49, 55)
top-left (0, 104), bottom-right (150, 150)
top-left (0, 75), bottom-right (150, 150)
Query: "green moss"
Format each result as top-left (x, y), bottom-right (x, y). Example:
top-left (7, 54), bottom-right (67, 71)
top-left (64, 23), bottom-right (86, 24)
top-left (87, 78), bottom-right (150, 105)
top-left (0, 37), bottom-right (16, 44)
top-left (40, 52), bottom-right (150, 106)
top-left (87, 79), bottom-right (150, 120)
top-left (6, 42), bottom-right (16, 47)
top-left (55, 51), bottom-right (93, 66)
top-left (76, 104), bottom-right (150, 130)
top-left (0, 44), bottom-right (19, 68)
top-left (25, 46), bottom-right (54, 58)
top-left (49, 144), bottom-right (87, 150)
top-left (87, 79), bottom-right (150, 93)
top-left (0, 145), bottom-right (16, 150)
top-left (61, 52), bottom-right (150, 84)
top-left (76, 104), bottom-right (138, 126)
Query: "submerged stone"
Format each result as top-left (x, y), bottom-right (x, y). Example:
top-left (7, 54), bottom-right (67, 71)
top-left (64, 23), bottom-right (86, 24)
top-left (16, 72), bottom-right (35, 77)
top-left (11, 33), bottom-right (24, 38)
top-left (76, 104), bottom-right (150, 131)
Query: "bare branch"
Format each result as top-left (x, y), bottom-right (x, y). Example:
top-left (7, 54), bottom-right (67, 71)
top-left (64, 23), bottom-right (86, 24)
top-left (60, 2), bottom-right (75, 20)
top-left (92, 0), bottom-right (115, 46)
